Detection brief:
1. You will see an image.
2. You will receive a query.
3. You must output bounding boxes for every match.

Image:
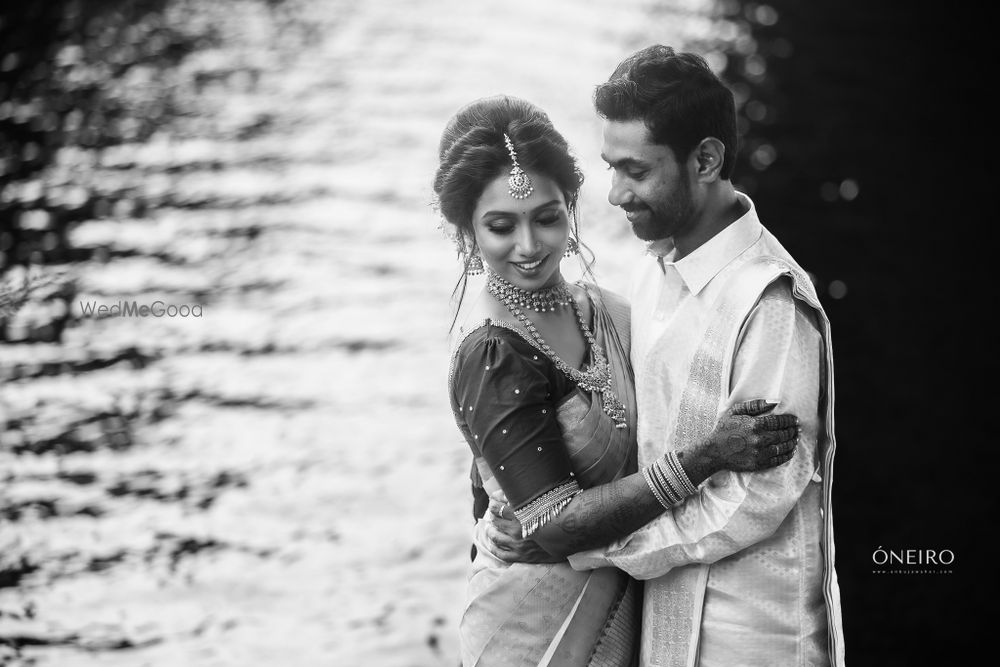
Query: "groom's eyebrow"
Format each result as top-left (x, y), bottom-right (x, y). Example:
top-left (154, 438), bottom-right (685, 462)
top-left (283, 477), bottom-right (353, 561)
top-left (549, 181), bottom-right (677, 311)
top-left (601, 154), bottom-right (646, 168)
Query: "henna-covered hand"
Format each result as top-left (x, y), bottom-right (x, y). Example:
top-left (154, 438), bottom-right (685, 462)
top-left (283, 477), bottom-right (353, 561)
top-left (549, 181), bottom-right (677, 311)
top-left (480, 493), bottom-right (564, 564)
top-left (680, 399), bottom-right (799, 483)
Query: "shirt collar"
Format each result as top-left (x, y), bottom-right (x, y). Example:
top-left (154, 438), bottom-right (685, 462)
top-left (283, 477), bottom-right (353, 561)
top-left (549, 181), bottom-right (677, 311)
top-left (645, 192), bottom-right (762, 296)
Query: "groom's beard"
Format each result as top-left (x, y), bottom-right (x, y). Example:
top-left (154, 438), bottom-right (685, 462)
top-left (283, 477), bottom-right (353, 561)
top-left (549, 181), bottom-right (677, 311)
top-left (626, 173), bottom-right (696, 242)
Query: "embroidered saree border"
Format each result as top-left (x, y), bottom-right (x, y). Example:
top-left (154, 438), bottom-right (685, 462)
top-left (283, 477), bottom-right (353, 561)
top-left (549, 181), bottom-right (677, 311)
top-left (456, 283), bottom-right (640, 667)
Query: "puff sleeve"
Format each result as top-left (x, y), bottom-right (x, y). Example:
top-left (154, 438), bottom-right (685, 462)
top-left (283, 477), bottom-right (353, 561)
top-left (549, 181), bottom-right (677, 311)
top-left (451, 326), bottom-right (580, 535)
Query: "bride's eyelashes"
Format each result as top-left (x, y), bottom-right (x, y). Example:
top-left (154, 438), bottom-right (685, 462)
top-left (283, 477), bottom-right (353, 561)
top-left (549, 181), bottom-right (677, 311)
top-left (485, 214), bottom-right (563, 236)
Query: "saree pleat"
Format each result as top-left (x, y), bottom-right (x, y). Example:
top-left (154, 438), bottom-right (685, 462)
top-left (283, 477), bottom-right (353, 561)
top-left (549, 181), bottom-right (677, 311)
top-left (456, 285), bottom-right (639, 667)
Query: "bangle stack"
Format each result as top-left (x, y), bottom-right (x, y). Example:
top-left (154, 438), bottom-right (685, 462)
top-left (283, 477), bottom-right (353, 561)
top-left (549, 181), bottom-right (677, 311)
top-left (642, 451), bottom-right (698, 509)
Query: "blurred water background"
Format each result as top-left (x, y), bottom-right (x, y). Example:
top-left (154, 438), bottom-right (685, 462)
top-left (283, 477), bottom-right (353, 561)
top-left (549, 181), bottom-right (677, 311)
top-left (0, 0), bottom-right (990, 665)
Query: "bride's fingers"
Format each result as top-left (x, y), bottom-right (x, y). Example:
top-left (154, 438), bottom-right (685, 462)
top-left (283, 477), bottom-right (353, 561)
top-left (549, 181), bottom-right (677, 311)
top-left (482, 521), bottom-right (507, 558)
top-left (495, 515), bottom-right (522, 538)
top-left (730, 399), bottom-right (776, 416)
top-left (771, 451), bottom-right (795, 466)
top-left (754, 413), bottom-right (797, 432)
top-left (488, 498), bottom-right (519, 522)
top-left (487, 497), bottom-right (506, 519)
top-left (485, 519), bottom-right (520, 555)
top-left (486, 503), bottom-right (522, 533)
top-left (759, 426), bottom-right (798, 449)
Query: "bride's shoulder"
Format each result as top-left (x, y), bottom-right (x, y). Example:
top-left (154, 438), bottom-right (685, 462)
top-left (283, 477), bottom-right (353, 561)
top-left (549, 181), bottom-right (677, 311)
top-left (451, 289), bottom-right (527, 349)
top-left (455, 288), bottom-right (516, 331)
top-left (572, 281), bottom-right (629, 311)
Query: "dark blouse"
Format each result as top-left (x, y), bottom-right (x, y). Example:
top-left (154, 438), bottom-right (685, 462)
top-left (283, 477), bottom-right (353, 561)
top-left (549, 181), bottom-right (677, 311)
top-left (451, 321), bottom-right (580, 519)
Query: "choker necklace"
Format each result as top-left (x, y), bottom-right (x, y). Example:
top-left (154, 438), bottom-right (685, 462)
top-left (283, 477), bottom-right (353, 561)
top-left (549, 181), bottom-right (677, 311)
top-left (486, 270), bottom-right (573, 313)
top-left (487, 271), bottom-right (628, 429)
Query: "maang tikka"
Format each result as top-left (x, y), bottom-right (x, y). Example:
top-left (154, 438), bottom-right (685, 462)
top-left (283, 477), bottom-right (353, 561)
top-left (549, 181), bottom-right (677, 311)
top-left (503, 133), bottom-right (534, 200)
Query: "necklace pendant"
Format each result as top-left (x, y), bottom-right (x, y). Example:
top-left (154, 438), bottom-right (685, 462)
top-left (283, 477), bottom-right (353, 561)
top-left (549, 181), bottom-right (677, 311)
top-left (486, 269), bottom-right (628, 430)
top-left (600, 387), bottom-right (628, 429)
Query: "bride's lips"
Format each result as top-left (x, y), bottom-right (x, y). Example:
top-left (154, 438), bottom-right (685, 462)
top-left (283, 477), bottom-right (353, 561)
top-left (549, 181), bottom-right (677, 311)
top-left (511, 254), bottom-right (549, 276)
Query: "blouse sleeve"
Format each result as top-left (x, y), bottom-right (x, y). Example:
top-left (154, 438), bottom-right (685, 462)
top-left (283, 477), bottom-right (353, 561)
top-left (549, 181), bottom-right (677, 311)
top-left (453, 327), bottom-right (580, 536)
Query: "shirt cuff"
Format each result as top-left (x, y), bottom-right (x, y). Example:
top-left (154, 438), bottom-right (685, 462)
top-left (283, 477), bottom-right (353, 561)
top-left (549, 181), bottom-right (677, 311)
top-left (566, 541), bottom-right (621, 571)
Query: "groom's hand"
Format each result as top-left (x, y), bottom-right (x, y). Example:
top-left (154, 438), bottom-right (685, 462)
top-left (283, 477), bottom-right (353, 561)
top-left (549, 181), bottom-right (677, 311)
top-left (481, 491), bottom-right (564, 564)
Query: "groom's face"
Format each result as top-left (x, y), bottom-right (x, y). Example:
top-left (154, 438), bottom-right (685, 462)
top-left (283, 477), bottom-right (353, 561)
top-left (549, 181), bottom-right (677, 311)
top-left (601, 119), bottom-right (695, 242)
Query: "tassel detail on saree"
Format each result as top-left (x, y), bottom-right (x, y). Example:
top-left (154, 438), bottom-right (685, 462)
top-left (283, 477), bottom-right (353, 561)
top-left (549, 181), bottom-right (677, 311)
top-left (513, 479), bottom-right (581, 538)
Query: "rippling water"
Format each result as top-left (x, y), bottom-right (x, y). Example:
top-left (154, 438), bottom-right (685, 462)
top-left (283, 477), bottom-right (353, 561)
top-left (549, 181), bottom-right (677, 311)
top-left (0, 1), bottom-right (719, 664)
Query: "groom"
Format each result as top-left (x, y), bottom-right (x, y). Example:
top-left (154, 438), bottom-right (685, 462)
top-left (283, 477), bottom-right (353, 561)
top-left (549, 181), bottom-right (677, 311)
top-left (487, 45), bottom-right (845, 666)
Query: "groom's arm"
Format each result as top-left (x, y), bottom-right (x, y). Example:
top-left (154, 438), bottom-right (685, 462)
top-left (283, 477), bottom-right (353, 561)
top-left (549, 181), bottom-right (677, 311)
top-left (568, 278), bottom-right (824, 579)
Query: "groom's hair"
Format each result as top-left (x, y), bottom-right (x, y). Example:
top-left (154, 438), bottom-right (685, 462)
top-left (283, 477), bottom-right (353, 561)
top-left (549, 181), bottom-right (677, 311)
top-left (595, 45), bottom-right (738, 179)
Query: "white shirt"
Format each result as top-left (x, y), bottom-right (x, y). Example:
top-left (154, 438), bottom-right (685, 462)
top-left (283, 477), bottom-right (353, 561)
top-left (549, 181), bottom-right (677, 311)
top-left (571, 196), bottom-right (832, 666)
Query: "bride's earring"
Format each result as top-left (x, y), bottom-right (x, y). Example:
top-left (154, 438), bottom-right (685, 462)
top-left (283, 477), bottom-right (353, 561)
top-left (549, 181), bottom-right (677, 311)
top-left (564, 237), bottom-right (580, 258)
top-left (466, 254), bottom-right (485, 276)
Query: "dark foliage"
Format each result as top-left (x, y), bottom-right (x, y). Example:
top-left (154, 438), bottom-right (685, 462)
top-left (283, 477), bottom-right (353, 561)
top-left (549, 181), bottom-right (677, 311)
top-left (691, 0), bottom-right (992, 662)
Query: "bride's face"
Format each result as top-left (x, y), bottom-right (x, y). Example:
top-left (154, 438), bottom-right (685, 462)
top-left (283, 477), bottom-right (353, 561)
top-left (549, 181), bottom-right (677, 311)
top-left (471, 170), bottom-right (570, 291)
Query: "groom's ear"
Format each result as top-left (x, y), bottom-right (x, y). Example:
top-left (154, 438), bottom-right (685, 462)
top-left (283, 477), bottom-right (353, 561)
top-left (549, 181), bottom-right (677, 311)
top-left (693, 137), bottom-right (725, 182)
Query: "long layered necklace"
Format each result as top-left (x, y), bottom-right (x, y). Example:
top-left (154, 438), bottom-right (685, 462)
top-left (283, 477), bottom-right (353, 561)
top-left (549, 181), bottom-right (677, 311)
top-left (487, 271), bottom-right (628, 429)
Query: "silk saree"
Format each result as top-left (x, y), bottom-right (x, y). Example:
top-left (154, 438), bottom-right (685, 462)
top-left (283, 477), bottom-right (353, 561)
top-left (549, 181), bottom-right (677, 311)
top-left (449, 285), bottom-right (640, 667)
